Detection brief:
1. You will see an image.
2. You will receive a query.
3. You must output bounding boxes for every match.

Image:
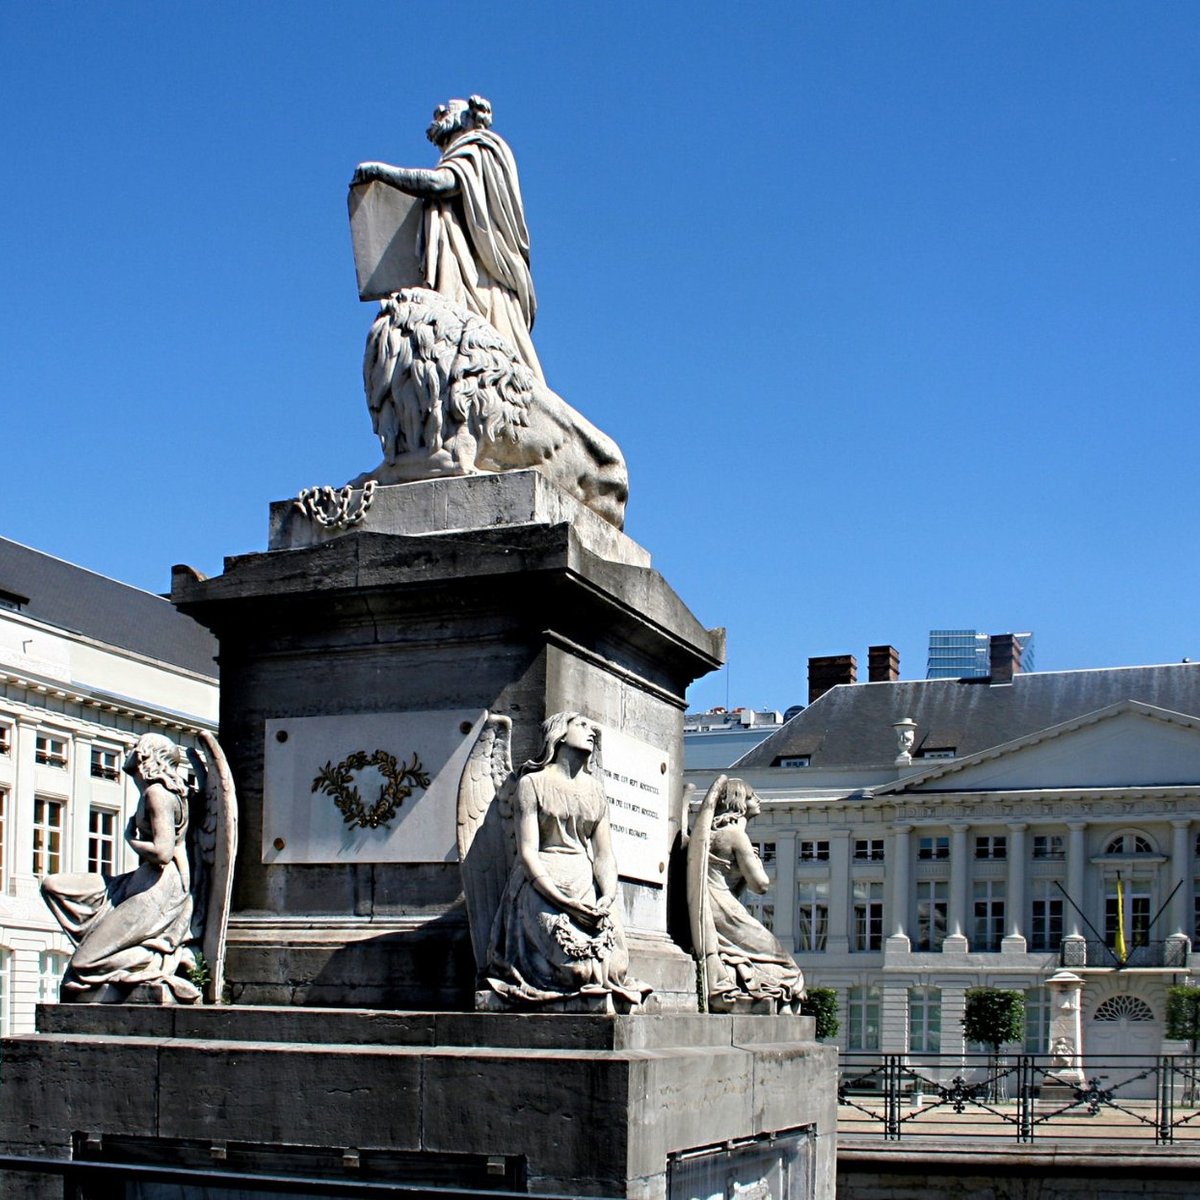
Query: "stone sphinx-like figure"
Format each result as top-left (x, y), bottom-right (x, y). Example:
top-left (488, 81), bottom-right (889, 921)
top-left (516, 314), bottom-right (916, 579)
top-left (41, 731), bottom-right (237, 1004)
top-left (688, 775), bottom-right (803, 1012)
top-left (457, 712), bottom-right (651, 1009)
top-left (349, 97), bottom-right (629, 529)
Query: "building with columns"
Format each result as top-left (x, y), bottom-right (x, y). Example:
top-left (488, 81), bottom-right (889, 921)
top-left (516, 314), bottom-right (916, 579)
top-left (686, 661), bottom-right (1200, 1094)
top-left (0, 538), bottom-right (217, 1033)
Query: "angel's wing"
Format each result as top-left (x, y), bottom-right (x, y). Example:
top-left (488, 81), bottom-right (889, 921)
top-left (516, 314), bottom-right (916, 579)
top-left (687, 774), bottom-right (726, 1008)
top-left (194, 730), bottom-right (238, 1004)
top-left (456, 713), bottom-right (514, 972)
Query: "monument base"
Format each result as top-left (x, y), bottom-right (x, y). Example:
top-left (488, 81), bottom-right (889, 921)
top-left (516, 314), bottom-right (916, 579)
top-left (0, 1005), bottom-right (836, 1199)
top-left (173, 472), bottom-right (724, 1014)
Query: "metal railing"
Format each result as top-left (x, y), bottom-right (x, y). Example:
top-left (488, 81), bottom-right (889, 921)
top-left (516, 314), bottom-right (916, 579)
top-left (839, 1052), bottom-right (1200, 1144)
top-left (1059, 938), bottom-right (1189, 968)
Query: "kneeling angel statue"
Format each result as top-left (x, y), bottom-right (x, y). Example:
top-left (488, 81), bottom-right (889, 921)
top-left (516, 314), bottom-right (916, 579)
top-left (457, 712), bottom-right (651, 1009)
top-left (688, 775), bottom-right (804, 1012)
top-left (41, 731), bottom-right (237, 1004)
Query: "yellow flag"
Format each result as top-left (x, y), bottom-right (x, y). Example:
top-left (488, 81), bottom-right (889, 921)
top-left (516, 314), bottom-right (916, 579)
top-left (1114, 876), bottom-right (1127, 963)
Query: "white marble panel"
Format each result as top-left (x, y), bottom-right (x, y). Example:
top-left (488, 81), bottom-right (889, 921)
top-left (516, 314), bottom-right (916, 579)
top-left (599, 725), bottom-right (670, 885)
top-left (263, 710), bottom-right (484, 863)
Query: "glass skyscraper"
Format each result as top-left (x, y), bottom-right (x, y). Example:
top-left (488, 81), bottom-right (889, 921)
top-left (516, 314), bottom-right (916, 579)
top-left (926, 630), bottom-right (1035, 679)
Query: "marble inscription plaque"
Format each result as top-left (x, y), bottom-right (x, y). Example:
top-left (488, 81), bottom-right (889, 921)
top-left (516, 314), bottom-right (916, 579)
top-left (263, 710), bottom-right (484, 864)
top-left (599, 725), bottom-right (670, 885)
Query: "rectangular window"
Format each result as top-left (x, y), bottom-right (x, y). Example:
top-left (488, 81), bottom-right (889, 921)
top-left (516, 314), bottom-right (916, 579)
top-left (1033, 835), bottom-right (1065, 860)
top-left (915, 879), bottom-right (948, 950)
top-left (38, 950), bottom-right (69, 1005)
top-left (1105, 886), bottom-right (1151, 948)
top-left (778, 756), bottom-right (811, 768)
top-left (974, 835), bottom-right (1007, 860)
top-left (32, 798), bottom-right (64, 876)
top-left (1024, 986), bottom-right (1051, 1054)
top-left (917, 836), bottom-right (949, 860)
top-left (87, 807), bottom-right (119, 876)
top-left (90, 747), bottom-right (122, 781)
top-left (1030, 881), bottom-right (1064, 952)
top-left (852, 880), bottom-right (883, 952)
top-left (0, 723), bottom-right (10, 756)
top-left (795, 880), bottom-right (829, 952)
top-left (847, 985), bottom-right (881, 1051)
top-left (35, 734), bottom-right (68, 768)
top-left (853, 839), bottom-right (885, 862)
top-left (972, 880), bottom-right (1005, 951)
top-left (798, 840), bottom-right (829, 862)
top-left (908, 986), bottom-right (942, 1053)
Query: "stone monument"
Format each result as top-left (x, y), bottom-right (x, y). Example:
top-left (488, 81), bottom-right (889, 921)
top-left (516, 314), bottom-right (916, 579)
top-left (0, 96), bottom-right (836, 1199)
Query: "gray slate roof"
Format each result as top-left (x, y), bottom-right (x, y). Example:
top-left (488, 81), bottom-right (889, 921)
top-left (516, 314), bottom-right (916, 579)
top-left (0, 538), bottom-right (217, 678)
top-left (734, 663), bottom-right (1200, 770)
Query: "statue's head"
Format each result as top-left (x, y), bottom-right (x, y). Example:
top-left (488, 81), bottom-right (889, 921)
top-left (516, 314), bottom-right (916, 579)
top-left (126, 733), bottom-right (189, 797)
top-left (427, 95), bottom-right (493, 148)
top-left (523, 711), bottom-right (601, 774)
top-left (714, 778), bottom-right (760, 822)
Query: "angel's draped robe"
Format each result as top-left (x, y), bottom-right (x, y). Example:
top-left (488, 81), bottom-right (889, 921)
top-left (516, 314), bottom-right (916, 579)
top-left (41, 786), bottom-right (197, 1001)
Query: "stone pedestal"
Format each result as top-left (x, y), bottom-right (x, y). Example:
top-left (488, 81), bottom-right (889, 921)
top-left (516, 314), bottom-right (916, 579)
top-left (171, 474), bottom-right (724, 1011)
top-left (0, 1005), bottom-right (836, 1199)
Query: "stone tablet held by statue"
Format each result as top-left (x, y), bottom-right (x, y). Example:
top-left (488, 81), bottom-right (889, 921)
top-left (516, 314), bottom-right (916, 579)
top-left (348, 182), bottom-right (424, 301)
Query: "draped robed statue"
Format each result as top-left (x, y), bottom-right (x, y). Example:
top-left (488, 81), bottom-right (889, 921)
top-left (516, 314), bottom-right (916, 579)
top-left (688, 775), bottom-right (804, 1013)
top-left (348, 98), bottom-right (629, 529)
top-left (41, 731), bottom-right (236, 1005)
top-left (457, 712), bottom-right (651, 1010)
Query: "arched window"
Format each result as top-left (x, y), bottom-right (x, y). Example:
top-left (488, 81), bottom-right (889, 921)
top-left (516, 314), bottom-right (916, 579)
top-left (1103, 832), bottom-right (1155, 856)
top-left (1093, 995), bottom-right (1154, 1022)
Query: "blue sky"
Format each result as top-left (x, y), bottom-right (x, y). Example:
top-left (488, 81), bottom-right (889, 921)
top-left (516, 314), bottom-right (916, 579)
top-left (2, 4), bottom-right (1197, 711)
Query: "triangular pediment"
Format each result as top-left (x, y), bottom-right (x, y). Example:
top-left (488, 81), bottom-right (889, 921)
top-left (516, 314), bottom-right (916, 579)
top-left (879, 701), bottom-right (1200, 793)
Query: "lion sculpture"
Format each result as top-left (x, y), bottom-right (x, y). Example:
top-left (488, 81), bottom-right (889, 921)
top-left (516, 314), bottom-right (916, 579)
top-left (353, 287), bottom-right (629, 530)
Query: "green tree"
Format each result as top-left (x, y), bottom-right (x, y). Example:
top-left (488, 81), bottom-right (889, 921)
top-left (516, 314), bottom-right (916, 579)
top-left (1166, 985), bottom-right (1200, 1053)
top-left (963, 987), bottom-right (1025, 1052)
top-left (801, 987), bottom-right (840, 1041)
top-left (963, 987), bottom-right (1025, 1103)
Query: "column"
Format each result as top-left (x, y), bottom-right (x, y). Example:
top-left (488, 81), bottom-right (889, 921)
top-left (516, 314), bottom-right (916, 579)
top-left (11, 716), bottom-right (40, 898)
top-left (826, 830), bottom-right (851, 955)
top-left (1171, 819), bottom-right (1191, 939)
top-left (71, 732), bottom-right (93, 875)
top-left (1002, 822), bottom-right (1027, 952)
top-left (773, 831), bottom-right (797, 949)
top-left (886, 824), bottom-right (912, 951)
top-left (1062, 821), bottom-right (1088, 963)
top-left (944, 823), bottom-right (969, 953)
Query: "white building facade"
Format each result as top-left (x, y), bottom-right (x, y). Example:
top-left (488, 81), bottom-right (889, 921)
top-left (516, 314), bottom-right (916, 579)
top-left (686, 665), bottom-right (1200, 1093)
top-left (0, 539), bottom-right (217, 1032)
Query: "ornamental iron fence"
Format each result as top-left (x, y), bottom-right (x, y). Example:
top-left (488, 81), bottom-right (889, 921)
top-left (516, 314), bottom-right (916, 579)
top-left (1058, 938), bottom-right (1188, 969)
top-left (839, 1051), bottom-right (1200, 1144)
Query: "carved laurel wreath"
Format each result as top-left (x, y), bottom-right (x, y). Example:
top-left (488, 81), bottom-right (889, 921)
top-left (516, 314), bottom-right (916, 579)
top-left (311, 749), bottom-right (430, 830)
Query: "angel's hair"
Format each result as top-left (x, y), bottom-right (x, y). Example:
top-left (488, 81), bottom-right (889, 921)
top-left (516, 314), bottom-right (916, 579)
top-left (520, 711), bottom-right (602, 776)
top-left (127, 733), bottom-right (189, 797)
top-left (712, 778), bottom-right (755, 827)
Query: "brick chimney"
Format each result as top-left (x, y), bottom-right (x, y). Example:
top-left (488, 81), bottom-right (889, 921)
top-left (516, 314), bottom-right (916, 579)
top-left (868, 644), bottom-right (900, 683)
top-left (989, 633), bottom-right (1022, 684)
top-left (809, 654), bottom-right (857, 704)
